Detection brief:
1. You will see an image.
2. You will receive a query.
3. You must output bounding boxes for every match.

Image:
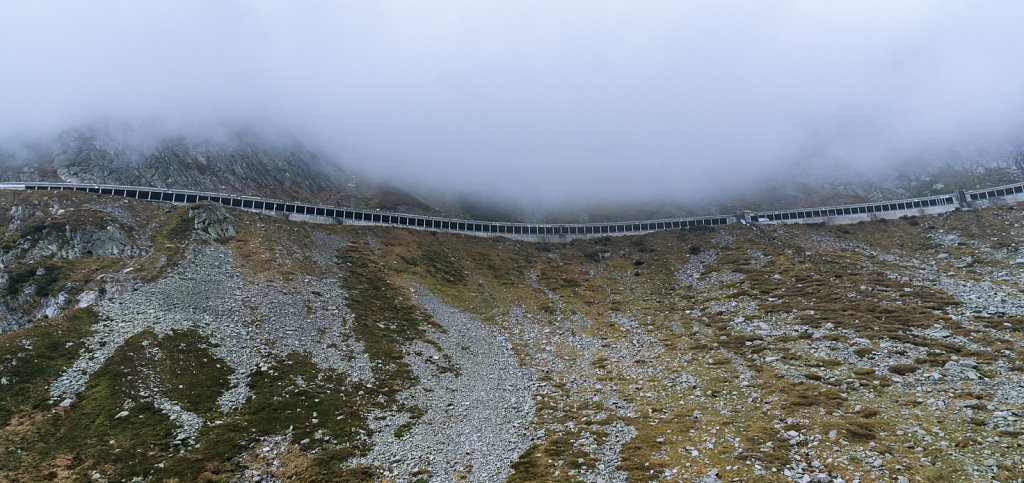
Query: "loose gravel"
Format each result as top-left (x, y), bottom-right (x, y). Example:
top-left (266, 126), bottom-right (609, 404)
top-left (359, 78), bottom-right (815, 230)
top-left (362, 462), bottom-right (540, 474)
top-left (354, 282), bottom-right (535, 482)
top-left (49, 241), bottom-right (371, 439)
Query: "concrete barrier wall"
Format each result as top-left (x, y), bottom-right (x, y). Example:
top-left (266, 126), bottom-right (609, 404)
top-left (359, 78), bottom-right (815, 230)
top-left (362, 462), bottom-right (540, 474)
top-left (964, 182), bottom-right (1024, 209)
top-left (748, 193), bottom-right (960, 226)
top-left (753, 204), bottom-right (959, 226)
top-left (3, 182), bottom-right (728, 241)
top-left (3, 180), bottom-right (1023, 241)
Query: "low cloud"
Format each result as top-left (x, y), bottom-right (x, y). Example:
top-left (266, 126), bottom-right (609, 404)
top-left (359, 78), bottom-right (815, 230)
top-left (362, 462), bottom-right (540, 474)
top-left (2, 1), bottom-right (1023, 206)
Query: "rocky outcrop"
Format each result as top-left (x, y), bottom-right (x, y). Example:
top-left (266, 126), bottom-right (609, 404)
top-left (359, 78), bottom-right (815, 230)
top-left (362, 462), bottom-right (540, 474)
top-left (188, 203), bottom-right (237, 242)
top-left (59, 223), bottom-right (137, 258)
top-left (5, 203), bottom-right (42, 234)
top-left (0, 197), bottom-right (148, 331)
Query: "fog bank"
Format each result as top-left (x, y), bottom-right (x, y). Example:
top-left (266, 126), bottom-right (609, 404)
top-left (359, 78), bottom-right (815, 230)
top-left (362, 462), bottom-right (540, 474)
top-left (2, 1), bottom-right (1023, 206)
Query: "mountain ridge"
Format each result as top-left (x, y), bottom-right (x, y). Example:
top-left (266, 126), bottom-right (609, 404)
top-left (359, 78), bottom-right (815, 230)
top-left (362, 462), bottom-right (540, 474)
top-left (3, 125), bottom-right (1023, 224)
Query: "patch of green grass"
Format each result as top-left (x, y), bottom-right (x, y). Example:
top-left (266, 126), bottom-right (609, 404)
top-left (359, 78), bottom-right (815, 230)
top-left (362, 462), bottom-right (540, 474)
top-left (149, 329), bottom-right (232, 418)
top-left (290, 458), bottom-right (383, 482)
top-left (852, 346), bottom-right (873, 358)
top-left (417, 242), bottom-right (468, 285)
top-left (156, 352), bottom-right (368, 481)
top-left (736, 420), bottom-right (792, 468)
top-left (888, 364), bottom-right (921, 376)
top-left (718, 332), bottom-right (764, 351)
top-left (3, 313), bottom-right (373, 481)
top-left (778, 381), bottom-right (845, 411)
top-left (855, 407), bottom-right (880, 418)
top-left (841, 417), bottom-right (878, 440)
top-left (3, 266), bottom-right (35, 297)
top-left (976, 316), bottom-right (1024, 332)
top-left (618, 411), bottom-right (700, 480)
top-left (4, 262), bottom-right (65, 298)
top-left (0, 308), bottom-right (97, 426)
top-left (915, 351), bottom-right (952, 368)
top-left (166, 206), bottom-right (197, 242)
top-left (509, 434), bottom-right (593, 482)
top-left (19, 331), bottom-right (178, 481)
top-left (134, 205), bottom-right (200, 282)
top-left (16, 220), bottom-right (60, 240)
top-left (339, 241), bottom-right (438, 400)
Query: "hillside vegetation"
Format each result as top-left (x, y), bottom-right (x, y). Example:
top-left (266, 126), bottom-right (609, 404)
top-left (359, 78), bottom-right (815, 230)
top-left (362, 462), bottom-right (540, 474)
top-left (1, 190), bottom-right (1023, 482)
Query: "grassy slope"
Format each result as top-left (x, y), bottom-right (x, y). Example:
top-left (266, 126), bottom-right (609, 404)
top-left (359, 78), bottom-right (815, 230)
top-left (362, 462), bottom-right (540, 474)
top-left (355, 213), bottom-right (1023, 481)
top-left (1, 192), bottom-right (1023, 481)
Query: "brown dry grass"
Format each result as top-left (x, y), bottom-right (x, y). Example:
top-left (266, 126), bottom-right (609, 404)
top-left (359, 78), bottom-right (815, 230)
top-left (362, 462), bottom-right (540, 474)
top-left (4, 192), bottom-right (1023, 481)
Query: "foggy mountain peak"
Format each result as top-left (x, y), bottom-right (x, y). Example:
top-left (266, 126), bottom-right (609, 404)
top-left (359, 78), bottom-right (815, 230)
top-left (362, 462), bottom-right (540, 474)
top-left (1, 2), bottom-right (1024, 210)
top-left (4, 4), bottom-right (1024, 480)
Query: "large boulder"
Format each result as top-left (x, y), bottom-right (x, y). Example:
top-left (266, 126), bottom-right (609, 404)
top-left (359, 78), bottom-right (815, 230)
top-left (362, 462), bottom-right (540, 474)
top-left (189, 202), bottom-right (237, 242)
top-left (6, 203), bottom-right (42, 235)
top-left (60, 223), bottom-right (135, 258)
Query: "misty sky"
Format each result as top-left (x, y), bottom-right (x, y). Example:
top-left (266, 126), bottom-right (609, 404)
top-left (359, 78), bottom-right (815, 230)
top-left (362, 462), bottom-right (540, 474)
top-left (2, 1), bottom-right (1024, 205)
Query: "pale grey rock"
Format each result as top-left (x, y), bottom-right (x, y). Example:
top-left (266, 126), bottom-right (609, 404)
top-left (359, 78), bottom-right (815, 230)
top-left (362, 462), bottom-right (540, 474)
top-left (59, 223), bottom-right (136, 258)
top-left (189, 202), bottom-right (237, 242)
top-left (5, 203), bottom-right (42, 234)
top-left (49, 241), bottom-right (370, 421)
top-left (355, 283), bottom-right (534, 482)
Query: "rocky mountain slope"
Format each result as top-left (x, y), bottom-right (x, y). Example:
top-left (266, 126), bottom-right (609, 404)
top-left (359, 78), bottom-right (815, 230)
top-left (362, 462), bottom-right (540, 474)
top-left (1, 128), bottom-right (338, 197)
top-left (0, 125), bottom-right (441, 216)
top-left (4, 125), bottom-right (1022, 225)
top-left (720, 151), bottom-right (1024, 214)
top-left (1, 189), bottom-right (1023, 482)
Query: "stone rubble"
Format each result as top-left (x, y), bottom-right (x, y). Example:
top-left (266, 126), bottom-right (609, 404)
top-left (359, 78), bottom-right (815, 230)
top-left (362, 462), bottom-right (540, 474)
top-left (576, 419), bottom-right (637, 483)
top-left (49, 241), bottom-right (371, 433)
top-left (232, 432), bottom-right (291, 483)
top-left (4, 193), bottom-right (1024, 481)
top-left (354, 282), bottom-right (535, 482)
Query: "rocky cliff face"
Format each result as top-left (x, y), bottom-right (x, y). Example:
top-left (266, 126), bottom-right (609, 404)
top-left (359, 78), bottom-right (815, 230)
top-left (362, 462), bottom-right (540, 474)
top-left (0, 124), bottom-right (454, 218)
top-left (188, 203), bottom-right (237, 242)
top-left (0, 191), bottom-right (238, 332)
